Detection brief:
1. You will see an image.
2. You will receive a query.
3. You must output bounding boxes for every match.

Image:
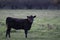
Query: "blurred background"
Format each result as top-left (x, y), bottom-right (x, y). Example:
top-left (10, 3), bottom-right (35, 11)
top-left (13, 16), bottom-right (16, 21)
top-left (0, 0), bottom-right (60, 9)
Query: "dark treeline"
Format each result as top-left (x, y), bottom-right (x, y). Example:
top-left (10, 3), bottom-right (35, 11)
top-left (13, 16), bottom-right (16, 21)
top-left (0, 0), bottom-right (60, 9)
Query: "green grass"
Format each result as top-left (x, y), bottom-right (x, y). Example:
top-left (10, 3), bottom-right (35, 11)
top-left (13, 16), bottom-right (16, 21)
top-left (0, 10), bottom-right (60, 40)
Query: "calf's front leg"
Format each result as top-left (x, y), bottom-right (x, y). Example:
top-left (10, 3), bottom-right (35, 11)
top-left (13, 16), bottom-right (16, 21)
top-left (24, 30), bottom-right (28, 38)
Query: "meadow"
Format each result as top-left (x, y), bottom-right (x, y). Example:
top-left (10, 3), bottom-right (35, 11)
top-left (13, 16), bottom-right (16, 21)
top-left (0, 10), bottom-right (60, 40)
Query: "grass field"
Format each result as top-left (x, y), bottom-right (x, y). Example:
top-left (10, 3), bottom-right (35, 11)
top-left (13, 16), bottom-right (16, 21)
top-left (0, 10), bottom-right (60, 40)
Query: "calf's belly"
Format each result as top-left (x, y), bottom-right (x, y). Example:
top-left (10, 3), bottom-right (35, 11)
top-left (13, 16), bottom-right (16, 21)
top-left (11, 26), bottom-right (24, 30)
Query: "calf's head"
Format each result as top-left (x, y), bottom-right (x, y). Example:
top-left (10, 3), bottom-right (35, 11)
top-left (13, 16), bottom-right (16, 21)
top-left (27, 15), bottom-right (36, 23)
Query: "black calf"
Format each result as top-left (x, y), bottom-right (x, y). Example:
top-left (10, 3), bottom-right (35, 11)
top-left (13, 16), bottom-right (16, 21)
top-left (6, 15), bottom-right (36, 38)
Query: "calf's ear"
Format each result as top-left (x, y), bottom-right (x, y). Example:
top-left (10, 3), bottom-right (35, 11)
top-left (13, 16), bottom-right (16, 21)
top-left (34, 15), bottom-right (36, 18)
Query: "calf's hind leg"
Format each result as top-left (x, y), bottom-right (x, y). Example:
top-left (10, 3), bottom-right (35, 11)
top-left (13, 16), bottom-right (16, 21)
top-left (6, 28), bottom-right (11, 38)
